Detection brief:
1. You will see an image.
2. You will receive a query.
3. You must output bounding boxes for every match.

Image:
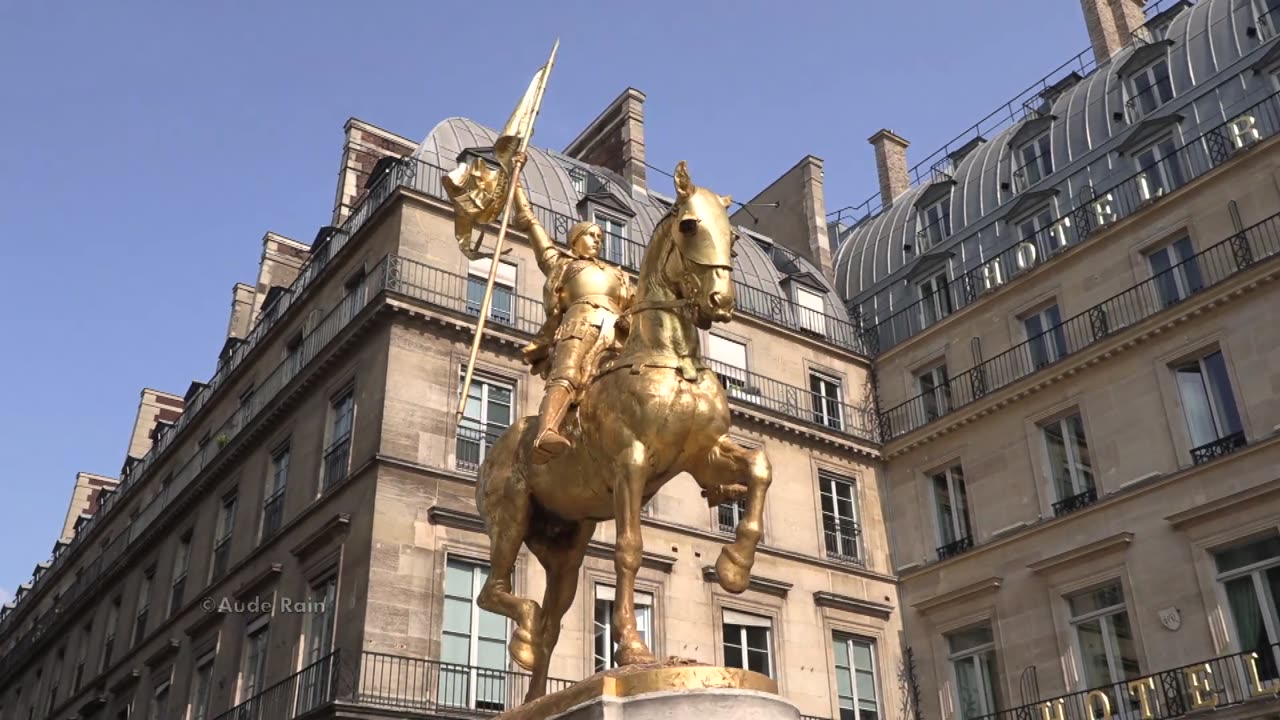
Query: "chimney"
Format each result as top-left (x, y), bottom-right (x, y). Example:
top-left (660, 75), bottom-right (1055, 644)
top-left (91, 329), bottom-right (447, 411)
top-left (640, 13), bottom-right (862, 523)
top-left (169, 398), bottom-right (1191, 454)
top-left (1081, 0), bottom-right (1146, 64)
top-left (564, 88), bottom-right (646, 191)
top-left (227, 283), bottom-right (256, 340)
top-left (730, 155), bottom-right (835, 281)
top-left (869, 129), bottom-right (910, 207)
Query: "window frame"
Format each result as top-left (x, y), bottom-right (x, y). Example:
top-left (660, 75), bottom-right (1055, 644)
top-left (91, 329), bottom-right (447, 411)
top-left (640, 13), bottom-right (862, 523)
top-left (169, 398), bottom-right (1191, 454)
top-left (320, 387), bottom-right (355, 493)
top-left (916, 362), bottom-right (952, 420)
top-left (721, 609), bottom-right (775, 678)
top-left (819, 471), bottom-right (861, 564)
top-left (591, 209), bottom-right (628, 265)
top-left (918, 197), bottom-right (952, 250)
top-left (440, 556), bottom-right (510, 711)
top-left (1212, 533), bottom-right (1280, 668)
top-left (1040, 412), bottom-right (1096, 509)
top-left (169, 532), bottom-right (191, 618)
top-left (1065, 582), bottom-right (1140, 690)
top-left (1127, 58), bottom-right (1174, 118)
top-left (1172, 348), bottom-right (1244, 452)
top-left (1020, 302), bottom-right (1067, 369)
top-left (209, 491), bottom-right (237, 583)
top-left (930, 464), bottom-right (973, 558)
top-left (833, 633), bottom-right (882, 720)
top-left (1145, 235), bottom-right (1202, 308)
top-left (917, 270), bottom-right (953, 328)
top-left (465, 257), bottom-right (518, 325)
top-left (1015, 132), bottom-right (1054, 191)
top-left (456, 371), bottom-right (515, 472)
top-left (1132, 135), bottom-right (1186, 200)
top-left (592, 584), bottom-right (655, 673)
top-left (261, 443), bottom-right (290, 543)
top-left (794, 283), bottom-right (829, 336)
top-left (189, 650), bottom-right (216, 720)
top-left (809, 371), bottom-right (845, 431)
top-left (946, 624), bottom-right (1000, 720)
top-left (237, 615), bottom-right (271, 704)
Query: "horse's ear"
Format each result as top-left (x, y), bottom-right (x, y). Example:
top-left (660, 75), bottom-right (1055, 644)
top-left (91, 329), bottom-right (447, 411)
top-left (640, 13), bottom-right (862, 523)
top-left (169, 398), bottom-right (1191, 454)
top-left (674, 160), bottom-right (694, 202)
top-left (720, 194), bottom-right (733, 209)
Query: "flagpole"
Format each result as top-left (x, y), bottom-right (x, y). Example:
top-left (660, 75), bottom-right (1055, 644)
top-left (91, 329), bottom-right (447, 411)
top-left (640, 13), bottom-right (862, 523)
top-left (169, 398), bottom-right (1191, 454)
top-left (456, 39), bottom-right (559, 426)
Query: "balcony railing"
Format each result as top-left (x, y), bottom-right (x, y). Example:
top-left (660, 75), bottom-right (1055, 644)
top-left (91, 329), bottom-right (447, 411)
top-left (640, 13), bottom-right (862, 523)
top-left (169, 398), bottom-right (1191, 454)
top-left (1191, 431), bottom-right (1248, 465)
top-left (717, 499), bottom-right (744, 534)
top-left (974, 642), bottom-right (1280, 720)
top-left (937, 536), bottom-right (974, 560)
top-left (455, 423), bottom-right (506, 473)
top-left (880, 210), bottom-right (1280, 441)
top-left (212, 650), bottom-right (340, 720)
top-left (346, 652), bottom-right (574, 716)
top-left (1051, 487), bottom-right (1098, 517)
top-left (863, 84), bottom-right (1280, 355)
top-left (823, 518), bottom-right (862, 565)
top-left (387, 255), bottom-right (878, 443)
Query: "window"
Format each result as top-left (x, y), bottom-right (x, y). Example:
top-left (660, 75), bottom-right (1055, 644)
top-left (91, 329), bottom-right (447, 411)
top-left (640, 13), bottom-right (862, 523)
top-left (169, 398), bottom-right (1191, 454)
top-left (1067, 583), bottom-right (1140, 693)
top-left (457, 374), bottom-right (513, 472)
top-left (189, 651), bottom-right (215, 720)
top-left (73, 623), bottom-right (90, 691)
top-left (1022, 304), bottom-right (1067, 368)
top-left (1129, 59), bottom-right (1173, 117)
top-left (1146, 236), bottom-right (1203, 308)
top-left (238, 619), bottom-right (270, 703)
top-left (594, 585), bottom-right (654, 672)
top-left (1133, 136), bottom-right (1186, 199)
top-left (810, 372), bottom-right (845, 431)
top-left (592, 210), bottom-right (627, 264)
top-left (101, 598), bottom-right (120, 672)
top-left (820, 471), bottom-right (860, 563)
top-left (917, 364), bottom-right (952, 421)
top-left (1015, 133), bottom-right (1053, 191)
top-left (706, 335), bottom-right (754, 400)
top-left (1256, 0), bottom-right (1280, 39)
top-left (321, 390), bottom-right (354, 491)
top-left (1174, 349), bottom-right (1243, 457)
top-left (722, 610), bottom-right (773, 678)
top-left (133, 569), bottom-right (153, 648)
top-left (284, 332), bottom-right (304, 376)
top-left (917, 271), bottom-right (952, 328)
top-left (1214, 533), bottom-right (1280, 681)
top-left (919, 197), bottom-right (952, 249)
top-left (441, 559), bottom-right (509, 711)
top-left (297, 578), bottom-right (338, 713)
top-left (568, 167), bottom-right (586, 196)
top-left (1042, 413), bottom-right (1095, 514)
top-left (210, 493), bottom-right (237, 582)
top-left (1016, 207), bottom-right (1055, 248)
top-left (833, 634), bottom-right (880, 720)
top-left (148, 675), bottom-right (170, 720)
top-left (261, 445), bottom-right (289, 542)
top-left (47, 653), bottom-right (61, 717)
top-left (466, 258), bottom-right (517, 326)
top-left (931, 465), bottom-right (973, 558)
top-left (717, 498), bottom-right (746, 534)
top-left (169, 534), bottom-right (190, 617)
top-left (795, 284), bottom-right (828, 336)
top-left (947, 624), bottom-right (1000, 720)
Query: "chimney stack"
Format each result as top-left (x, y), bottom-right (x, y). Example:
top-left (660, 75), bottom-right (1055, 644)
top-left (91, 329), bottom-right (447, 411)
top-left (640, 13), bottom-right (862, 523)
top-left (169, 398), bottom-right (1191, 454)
top-left (869, 129), bottom-right (910, 207)
top-left (564, 88), bottom-right (647, 191)
top-left (1080, 0), bottom-right (1146, 64)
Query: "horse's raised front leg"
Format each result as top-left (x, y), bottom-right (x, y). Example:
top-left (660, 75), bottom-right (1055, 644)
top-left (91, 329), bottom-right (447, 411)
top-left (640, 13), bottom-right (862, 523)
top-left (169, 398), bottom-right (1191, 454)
top-left (524, 520), bottom-right (596, 702)
top-left (612, 442), bottom-right (657, 665)
top-left (475, 471), bottom-right (541, 671)
top-left (691, 434), bottom-right (772, 593)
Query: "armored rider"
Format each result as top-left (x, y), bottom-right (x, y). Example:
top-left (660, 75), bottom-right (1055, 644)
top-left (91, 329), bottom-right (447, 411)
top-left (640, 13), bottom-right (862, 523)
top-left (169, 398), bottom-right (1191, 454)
top-left (510, 171), bottom-right (634, 465)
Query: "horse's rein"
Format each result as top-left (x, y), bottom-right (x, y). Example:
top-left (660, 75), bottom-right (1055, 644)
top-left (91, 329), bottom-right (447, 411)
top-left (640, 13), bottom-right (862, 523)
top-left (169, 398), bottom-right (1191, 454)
top-left (618, 210), bottom-right (735, 320)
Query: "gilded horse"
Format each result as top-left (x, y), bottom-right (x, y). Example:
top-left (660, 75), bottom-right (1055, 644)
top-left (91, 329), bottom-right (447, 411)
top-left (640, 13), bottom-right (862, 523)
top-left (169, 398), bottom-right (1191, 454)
top-left (475, 162), bottom-right (772, 702)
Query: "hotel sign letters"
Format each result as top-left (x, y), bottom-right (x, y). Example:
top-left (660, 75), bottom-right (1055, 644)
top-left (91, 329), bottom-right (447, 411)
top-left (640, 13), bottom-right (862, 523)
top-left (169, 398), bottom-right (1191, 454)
top-left (1035, 652), bottom-right (1279, 720)
top-left (970, 112), bottom-right (1260, 297)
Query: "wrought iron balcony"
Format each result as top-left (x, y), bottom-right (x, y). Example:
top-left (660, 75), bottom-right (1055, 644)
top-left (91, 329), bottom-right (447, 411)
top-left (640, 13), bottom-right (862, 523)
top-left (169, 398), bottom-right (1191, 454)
top-left (1191, 431), bottom-right (1248, 465)
top-left (971, 642), bottom-right (1280, 720)
top-left (880, 210), bottom-right (1280, 441)
top-left (936, 536), bottom-right (974, 561)
top-left (1051, 487), bottom-right (1098, 517)
top-left (346, 652), bottom-right (574, 716)
top-left (212, 650), bottom-right (340, 720)
top-left (822, 518), bottom-right (862, 565)
top-left (862, 84), bottom-right (1280, 355)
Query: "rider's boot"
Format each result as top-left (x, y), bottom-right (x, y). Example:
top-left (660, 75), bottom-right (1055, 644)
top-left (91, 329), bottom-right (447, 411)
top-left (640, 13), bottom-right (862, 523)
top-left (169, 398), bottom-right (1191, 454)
top-left (531, 384), bottom-right (573, 465)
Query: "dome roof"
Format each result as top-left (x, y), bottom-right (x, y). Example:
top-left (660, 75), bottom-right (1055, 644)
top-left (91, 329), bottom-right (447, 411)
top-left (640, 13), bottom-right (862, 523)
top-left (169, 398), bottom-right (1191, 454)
top-left (833, 0), bottom-right (1268, 309)
top-left (415, 117), bottom-right (849, 319)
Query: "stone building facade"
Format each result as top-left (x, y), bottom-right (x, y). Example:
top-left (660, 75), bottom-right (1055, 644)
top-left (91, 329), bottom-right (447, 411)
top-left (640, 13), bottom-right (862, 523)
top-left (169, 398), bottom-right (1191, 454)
top-left (832, 1), bottom-right (1280, 719)
top-left (0, 87), bottom-right (894, 720)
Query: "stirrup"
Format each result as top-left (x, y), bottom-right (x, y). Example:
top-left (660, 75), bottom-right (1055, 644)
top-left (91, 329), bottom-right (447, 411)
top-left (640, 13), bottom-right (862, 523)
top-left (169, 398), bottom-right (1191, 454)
top-left (531, 431), bottom-right (571, 465)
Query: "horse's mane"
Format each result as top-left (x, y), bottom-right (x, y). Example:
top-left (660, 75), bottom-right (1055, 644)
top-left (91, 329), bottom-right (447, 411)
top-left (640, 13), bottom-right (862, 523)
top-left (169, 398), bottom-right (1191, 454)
top-left (638, 211), bottom-right (676, 300)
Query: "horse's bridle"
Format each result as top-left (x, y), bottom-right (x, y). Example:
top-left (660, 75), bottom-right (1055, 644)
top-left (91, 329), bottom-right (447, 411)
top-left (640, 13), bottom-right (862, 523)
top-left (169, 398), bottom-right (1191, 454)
top-left (618, 209), bottom-right (736, 321)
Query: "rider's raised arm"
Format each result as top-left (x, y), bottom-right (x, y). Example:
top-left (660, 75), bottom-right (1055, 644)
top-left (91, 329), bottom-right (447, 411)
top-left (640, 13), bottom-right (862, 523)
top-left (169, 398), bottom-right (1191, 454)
top-left (512, 183), bottom-right (559, 275)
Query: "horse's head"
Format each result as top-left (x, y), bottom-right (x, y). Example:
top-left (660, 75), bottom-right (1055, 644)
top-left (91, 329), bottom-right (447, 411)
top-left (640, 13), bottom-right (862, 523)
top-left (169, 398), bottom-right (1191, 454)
top-left (668, 161), bottom-right (735, 329)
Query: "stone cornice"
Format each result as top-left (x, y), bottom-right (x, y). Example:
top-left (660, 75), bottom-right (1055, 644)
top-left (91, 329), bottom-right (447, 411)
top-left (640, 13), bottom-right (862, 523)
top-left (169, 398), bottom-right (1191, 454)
top-left (913, 576), bottom-right (1002, 614)
top-left (701, 565), bottom-right (793, 597)
top-left (234, 563), bottom-right (283, 600)
top-left (1027, 532), bottom-right (1134, 574)
top-left (290, 514), bottom-right (351, 559)
top-left (142, 638), bottom-right (181, 669)
top-left (1165, 477), bottom-right (1280, 529)
top-left (813, 591), bottom-right (894, 619)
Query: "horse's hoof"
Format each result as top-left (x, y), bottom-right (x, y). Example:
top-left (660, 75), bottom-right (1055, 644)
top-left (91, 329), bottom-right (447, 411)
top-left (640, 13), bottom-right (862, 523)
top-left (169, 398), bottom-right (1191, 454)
top-left (716, 547), bottom-right (751, 594)
top-left (509, 627), bottom-right (538, 671)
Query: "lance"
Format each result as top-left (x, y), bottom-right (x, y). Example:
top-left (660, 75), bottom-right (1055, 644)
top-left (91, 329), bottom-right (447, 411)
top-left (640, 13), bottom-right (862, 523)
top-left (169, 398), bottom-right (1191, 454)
top-left (456, 39), bottom-right (559, 426)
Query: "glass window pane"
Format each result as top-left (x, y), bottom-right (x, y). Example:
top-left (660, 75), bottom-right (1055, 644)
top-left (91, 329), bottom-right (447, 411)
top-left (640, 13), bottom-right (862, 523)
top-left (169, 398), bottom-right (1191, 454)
top-left (747, 647), bottom-right (771, 676)
top-left (1224, 576), bottom-right (1273, 655)
top-left (1176, 364), bottom-right (1218, 447)
top-left (1203, 352), bottom-right (1242, 436)
top-left (1110, 612), bottom-right (1141, 680)
top-left (1044, 421), bottom-right (1073, 500)
top-left (1068, 583), bottom-right (1124, 617)
top-left (953, 658), bottom-right (986, 720)
top-left (933, 473), bottom-right (956, 545)
top-left (1215, 535), bottom-right (1280, 574)
top-left (856, 669), bottom-right (877, 705)
top-left (724, 639), bottom-right (744, 669)
top-left (948, 625), bottom-right (994, 654)
top-left (852, 641), bottom-right (874, 671)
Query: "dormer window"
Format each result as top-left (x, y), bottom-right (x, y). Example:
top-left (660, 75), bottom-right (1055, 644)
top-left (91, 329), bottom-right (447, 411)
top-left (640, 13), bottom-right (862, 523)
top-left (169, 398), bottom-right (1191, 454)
top-left (591, 210), bottom-right (627, 264)
top-left (1256, 0), bottom-right (1280, 39)
top-left (918, 197), bottom-right (952, 250)
top-left (568, 167), bottom-right (587, 196)
top-left (917, 270), bottom-right (952, 328)
top-left (792, 283), bottom-right (828, 336)
top-left (1128, 59), bottom-right (1174, 119)
top-left (1016, 206), bottom-right (1055, 245)
top-left (1014, 133), bottom-right (1053, 192)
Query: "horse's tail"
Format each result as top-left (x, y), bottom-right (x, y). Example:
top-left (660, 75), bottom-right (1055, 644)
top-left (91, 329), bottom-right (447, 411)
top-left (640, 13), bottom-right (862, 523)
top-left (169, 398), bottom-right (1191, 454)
top-left (476, 416), bottom-right (535, 528)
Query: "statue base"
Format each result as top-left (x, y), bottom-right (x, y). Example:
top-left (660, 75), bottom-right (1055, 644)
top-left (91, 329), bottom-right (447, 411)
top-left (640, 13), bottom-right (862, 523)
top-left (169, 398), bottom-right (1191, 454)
top-left (498, 659), bottom-right (799, 720)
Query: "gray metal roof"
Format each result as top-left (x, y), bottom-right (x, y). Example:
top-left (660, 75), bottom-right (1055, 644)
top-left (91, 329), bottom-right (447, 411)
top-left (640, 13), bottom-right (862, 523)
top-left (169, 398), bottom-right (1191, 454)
top-left (414, 116), bottom-right (849, 319)
top-left (833, 0), bottom-right (1272, 313)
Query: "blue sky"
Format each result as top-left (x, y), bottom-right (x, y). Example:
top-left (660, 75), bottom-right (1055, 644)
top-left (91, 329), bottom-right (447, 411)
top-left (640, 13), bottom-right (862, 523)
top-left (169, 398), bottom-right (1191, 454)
top-left (0, 1), bottom-right (1089, 598)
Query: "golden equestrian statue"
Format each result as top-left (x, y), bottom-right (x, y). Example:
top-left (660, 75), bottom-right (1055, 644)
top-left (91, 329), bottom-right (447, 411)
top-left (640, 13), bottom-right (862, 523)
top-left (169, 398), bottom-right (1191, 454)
top-left (474, 162), bottom-right (773, 704)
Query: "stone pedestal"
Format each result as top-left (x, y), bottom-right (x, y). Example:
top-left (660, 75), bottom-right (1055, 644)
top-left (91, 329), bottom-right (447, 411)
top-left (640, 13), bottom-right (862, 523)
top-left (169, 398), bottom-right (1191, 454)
top-left (497, 661), bottom-right (800, 720)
